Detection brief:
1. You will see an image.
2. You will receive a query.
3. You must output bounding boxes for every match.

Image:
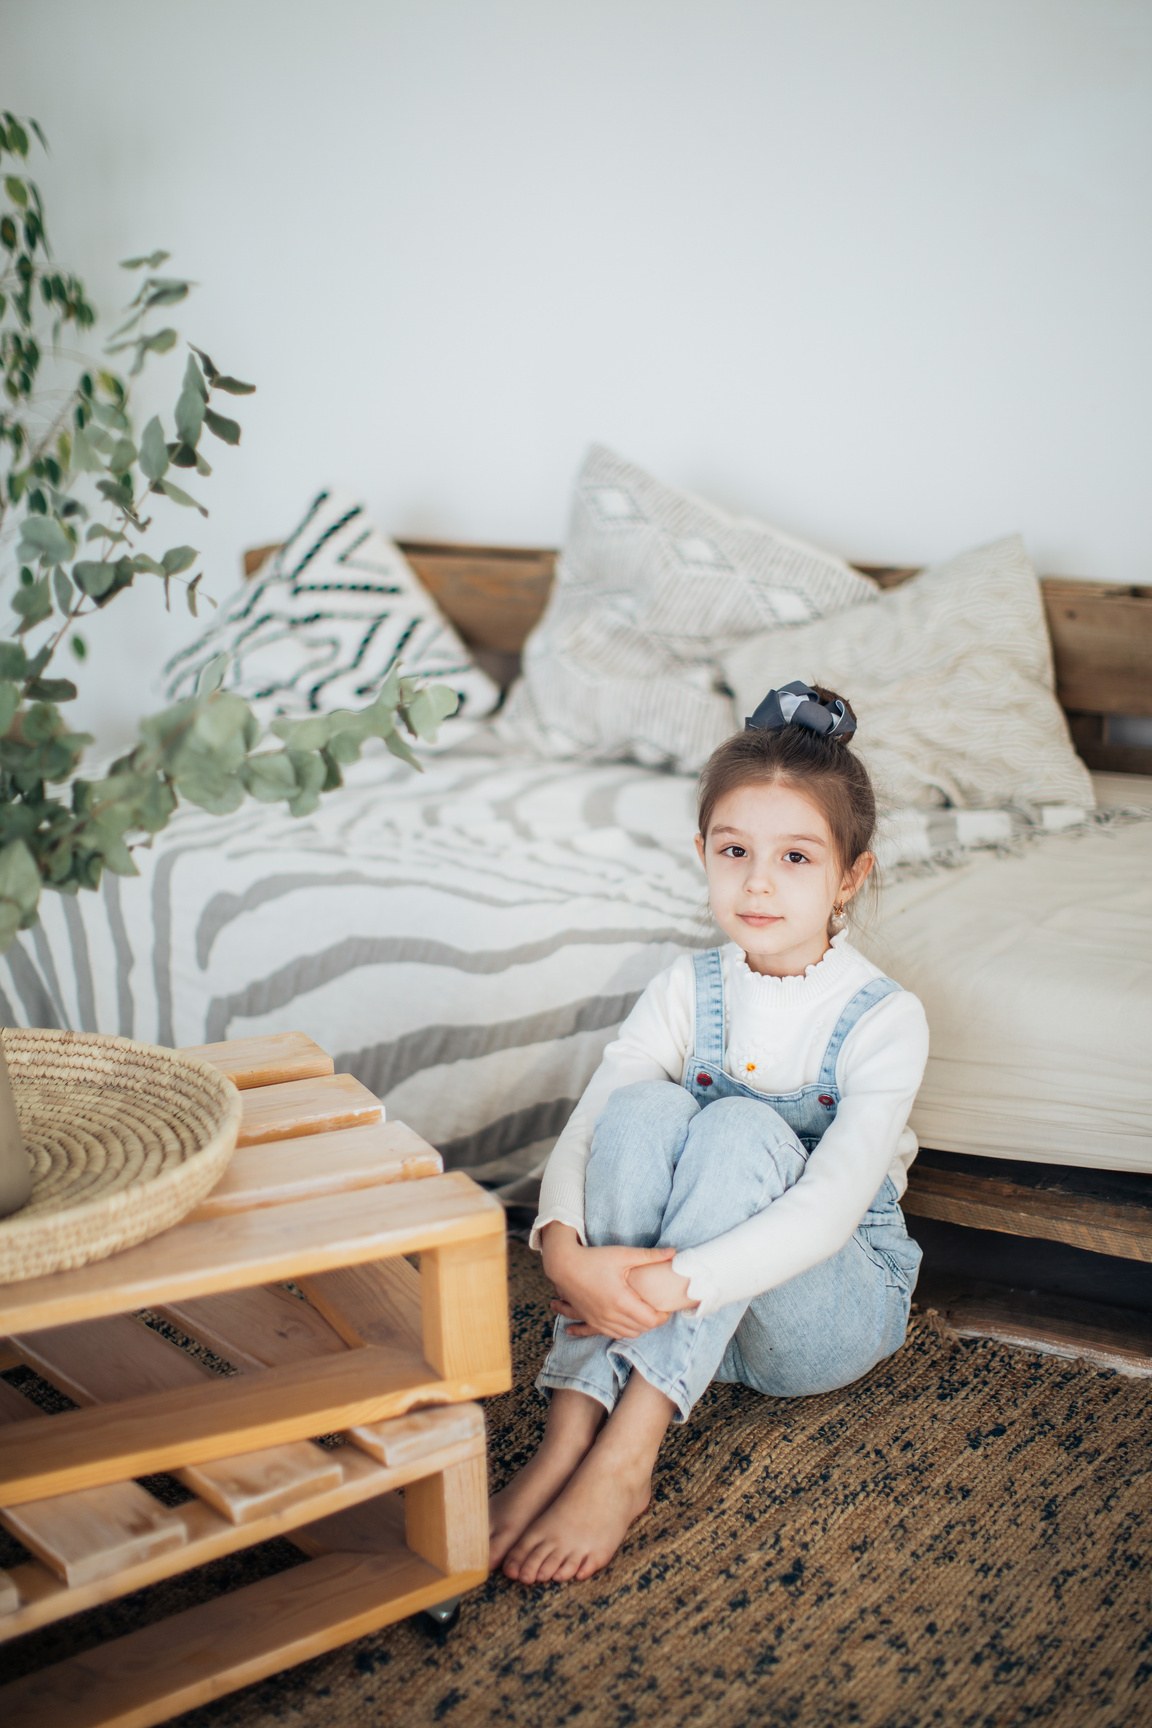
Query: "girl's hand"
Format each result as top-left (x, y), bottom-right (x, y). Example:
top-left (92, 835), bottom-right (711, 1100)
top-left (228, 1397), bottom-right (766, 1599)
top-left (628, 1259), bottom-right (697, 1315)
top-left (540, 1223), bottom-right (676, 1339)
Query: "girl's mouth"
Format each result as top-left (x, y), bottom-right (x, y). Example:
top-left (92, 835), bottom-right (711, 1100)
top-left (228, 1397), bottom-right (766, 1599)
top-left (738, 914), bottom-right (783, 926)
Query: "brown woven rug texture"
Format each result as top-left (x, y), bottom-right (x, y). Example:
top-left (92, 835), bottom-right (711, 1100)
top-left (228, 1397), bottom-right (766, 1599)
top-left (3, 1241), bottom-right (1151, 1727)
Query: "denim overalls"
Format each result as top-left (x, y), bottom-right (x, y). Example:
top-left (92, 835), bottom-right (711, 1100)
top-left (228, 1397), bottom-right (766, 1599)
top-left (683, 947), bottom-right (902, 1151)
top-left (536, 946), bottom-right (923, 1421)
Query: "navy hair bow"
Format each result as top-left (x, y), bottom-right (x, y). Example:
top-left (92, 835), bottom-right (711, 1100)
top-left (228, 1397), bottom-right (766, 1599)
top-left (745, 680), bottom-right (856, 740)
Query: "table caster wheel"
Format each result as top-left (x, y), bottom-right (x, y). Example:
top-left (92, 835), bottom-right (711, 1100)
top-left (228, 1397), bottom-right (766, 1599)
top-left (420, 1596), bottom-right (461, 1637)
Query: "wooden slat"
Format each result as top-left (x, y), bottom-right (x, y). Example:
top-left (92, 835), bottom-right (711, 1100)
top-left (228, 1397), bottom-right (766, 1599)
top-left (0, 1366), bottom-right (190, 1593)
top-left (237, 1073), bottom-right (382, 1146)
top-left (421, 1234), bottom-right (511, 1383)
top-left (349, 1403), bottom-right (484, 1468)
top-left (11, 1316), bottom-right (204, 1405)
top-left (155, 1285), bottom-right (348, 1372)
top-left (299, 1256), bottom-right (424, 1353)
top-left (0, 1171), bottom-right (503, 1336)
top-left (2, 1483), bottom-right (187, 1588)
top-left (0, 1339), bottom-right (506, 1506)
top-left (0, 1433), bottom-right (484, 1641)
top-left (1042, 578), bottom-right (1152, 717)
top-left (903, 1165), bottom-right (1152, 1263)
top-left (187, 1121), bottom-right (441, 1222)
top-left (180, 1031), bottom-right (334, 1091)
top-left (9, 1316), bottom-right (345, 1525)
top-left (919, 1278), bottom-right (1152, 1377)
top-left (0, 1570), bottom-right (18, 1615)
top-left (395, 540), bottom-right (557, 654)
top-left (405, 1453), bottom-right (488, 1577)
top-left (0, 1543), bottom-right (488, 1726)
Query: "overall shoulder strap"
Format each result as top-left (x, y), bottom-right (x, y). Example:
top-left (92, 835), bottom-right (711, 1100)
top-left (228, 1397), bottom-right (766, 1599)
top-left (691, 948), bottom-right (726, 1068)
top-left (817, 977), bottom-right (902, 1090)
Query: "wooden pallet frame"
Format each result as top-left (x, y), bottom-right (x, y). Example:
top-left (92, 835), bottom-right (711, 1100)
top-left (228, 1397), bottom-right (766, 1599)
top-left (0, 1032), bottom-right (511, 1727)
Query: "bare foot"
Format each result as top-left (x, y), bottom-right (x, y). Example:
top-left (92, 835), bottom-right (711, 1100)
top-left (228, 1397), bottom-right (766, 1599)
top-left (488, 1391), bottom-right (603, 1571)
top-left (501, 1446), bottom-right (651, 1584)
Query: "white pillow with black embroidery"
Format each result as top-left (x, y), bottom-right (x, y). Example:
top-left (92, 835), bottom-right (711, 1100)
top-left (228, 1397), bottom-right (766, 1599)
top-left (164, 488), bottom-right (501, 730)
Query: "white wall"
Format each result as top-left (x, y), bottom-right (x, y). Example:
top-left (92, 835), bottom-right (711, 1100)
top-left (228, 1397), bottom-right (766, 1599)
top-left (5, 0), bottom-right (1152, 747)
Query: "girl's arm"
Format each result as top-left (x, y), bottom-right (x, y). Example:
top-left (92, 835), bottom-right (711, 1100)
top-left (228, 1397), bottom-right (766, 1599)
top-left (670, 991), bottom-right (930, 1315)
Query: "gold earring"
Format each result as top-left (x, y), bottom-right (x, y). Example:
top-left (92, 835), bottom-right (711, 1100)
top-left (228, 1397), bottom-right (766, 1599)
top-left (833, 901), bottom-right (845, 918)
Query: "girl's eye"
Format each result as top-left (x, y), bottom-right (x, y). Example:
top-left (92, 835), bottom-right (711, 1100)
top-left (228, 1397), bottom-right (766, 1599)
top-left (784, 851), bottom-right (809, 865)
top-left (720, 845), bottom-right (747, 858)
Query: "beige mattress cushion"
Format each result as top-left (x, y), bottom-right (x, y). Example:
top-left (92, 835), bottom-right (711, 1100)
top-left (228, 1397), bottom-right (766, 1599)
top-left (860, 775), bottom-right (1152, 1171)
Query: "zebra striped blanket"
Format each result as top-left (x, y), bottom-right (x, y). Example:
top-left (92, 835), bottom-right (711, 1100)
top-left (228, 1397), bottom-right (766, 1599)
top-left (0, 746), bottom-right (1129, 1181)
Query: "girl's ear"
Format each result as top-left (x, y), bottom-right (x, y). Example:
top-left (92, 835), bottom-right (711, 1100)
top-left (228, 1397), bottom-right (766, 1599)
top-left (840, 850), bottom-right (875, 903)
top-left (694, 832), bottom-right (706, 866)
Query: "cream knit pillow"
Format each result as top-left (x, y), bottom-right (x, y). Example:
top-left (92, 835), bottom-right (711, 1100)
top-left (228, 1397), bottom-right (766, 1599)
top-left (497, 445), bottom-right (876, 772)
top-left (722, 536), bottom-right (1094, 809)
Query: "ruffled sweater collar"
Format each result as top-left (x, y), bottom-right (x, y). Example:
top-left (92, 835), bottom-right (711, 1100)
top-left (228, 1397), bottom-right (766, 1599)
top-left (723, 931), bottom-right (861, 1012)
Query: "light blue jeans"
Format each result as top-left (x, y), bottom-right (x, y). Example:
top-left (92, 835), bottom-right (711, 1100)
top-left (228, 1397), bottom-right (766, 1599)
top-left (536, 1080), bottom-right (922, 1423)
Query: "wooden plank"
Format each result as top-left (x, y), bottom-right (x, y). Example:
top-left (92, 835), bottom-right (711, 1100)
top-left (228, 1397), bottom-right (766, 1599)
top-left (0, 1343), bottom-right (22, 1372)
top-left (11, 1315), bottom-right (205, 1404)
top-left (1066, 712), bottom-right (1152, 777)
top-left (1042, 578), bottom-right (1152, 717)
top-left (0, 1547), bottom-right (489, 1727)
top-left (0, 1433), bottom-right (484, 1642)
top-left (0, 1570), bottom-right (18, 1615)
top-left (155, 1284), bottom-right (348, 1372)
top-left (237, 1073), bottom-right (382, 1147)
top-left (10, 1315), bottom-right (345, 1525)
top-left (299, 1256), bottom-right (424, 1353)
top-left (405, 1453), bottom-right (489, 1576)
top-left (187, 1121), bottom-right (441, 1222)
top-left (2, 1483), bottom-right (187, 1588)
top-left (903, 1165), bottom-right (1152, 1264)
top-left (919, 1278), bottom-right (1152, 1377)
top-left (242, 541), bottom-right (283, 578)
top-left (0, 1366), bottom-right (191, 1592)
top-left (180, 1031), bottom-right (334, 1091)
top-left (0, 1171), bottom-right (504, 1336)
top-left (350, 1403), bottom-right (485, 1469)
top-left (421, 1234), bottom-right (511, 1384)
top-left (395, 539), bottom-right (557, 654)
top-left (0, 1340), bottom-right (506, 1506)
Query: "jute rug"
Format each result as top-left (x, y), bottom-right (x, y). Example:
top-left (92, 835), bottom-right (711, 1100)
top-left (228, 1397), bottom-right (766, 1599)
top-left (5, 1242), bottom-right (1151, 1726)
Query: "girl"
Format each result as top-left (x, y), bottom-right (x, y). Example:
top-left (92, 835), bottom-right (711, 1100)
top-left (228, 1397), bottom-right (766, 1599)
top-left (489, 681), bottom-right (929, 1585)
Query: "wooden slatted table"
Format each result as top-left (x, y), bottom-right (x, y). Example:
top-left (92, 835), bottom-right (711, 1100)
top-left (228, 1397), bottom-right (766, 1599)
top-left (0, 1032), bottom-right (510, 1727)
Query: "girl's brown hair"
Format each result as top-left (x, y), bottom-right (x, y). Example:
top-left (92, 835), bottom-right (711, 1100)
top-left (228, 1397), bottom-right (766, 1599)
top-left (697, 684), bottom-right (876, 882)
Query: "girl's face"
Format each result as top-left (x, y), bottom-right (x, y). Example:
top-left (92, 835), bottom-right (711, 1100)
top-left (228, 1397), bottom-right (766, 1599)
top-left (695, 780), bottom-right (873, 978)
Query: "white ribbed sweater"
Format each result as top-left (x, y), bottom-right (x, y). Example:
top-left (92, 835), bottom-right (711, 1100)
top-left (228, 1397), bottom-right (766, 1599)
top-left (531, 935), bottom-right (929, 1315)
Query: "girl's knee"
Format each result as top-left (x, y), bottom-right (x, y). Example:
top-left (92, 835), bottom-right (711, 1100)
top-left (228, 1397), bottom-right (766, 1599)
top-left (591, 1080), bottom-right (697, 1169)
top-left (683, 1096), bottom-right (805, 1181)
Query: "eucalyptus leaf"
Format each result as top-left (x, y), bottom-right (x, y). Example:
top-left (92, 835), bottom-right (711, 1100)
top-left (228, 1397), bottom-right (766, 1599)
top-left (120, 249), bottom-right (170, 270)
top-left (5, 177), bottom-right (28, 209)
top-left (210, 375), bottom-right (256, 395)
top-left (203, 407), bottom-right (240, 445)
top-left (0, 839), bottom-right (41, 915)
top-left (0, 682), bottom-right (19, 734)
top-left (138, 415), bottom-right (169, 481)
top-left (52, 567), bottom-right (72, 613)
top-left (16, 515), bottom-right (72, 565)
top-left (156, 478), bottom-right (207, 516)
top-left (107, 435), bottom-right (137, 474)
top-left (161, 545), bottom-right (198, 576)
top-left (73, 560), bottom-right (117, 598)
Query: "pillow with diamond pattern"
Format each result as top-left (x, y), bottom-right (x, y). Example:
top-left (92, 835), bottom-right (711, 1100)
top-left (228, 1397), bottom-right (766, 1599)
top-left (496, 444), bottom-right (876, 771)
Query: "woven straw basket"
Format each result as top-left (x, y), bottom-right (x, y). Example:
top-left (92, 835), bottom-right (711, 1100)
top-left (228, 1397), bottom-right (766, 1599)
top-left (0, 1028), bottom-right (242, 1285)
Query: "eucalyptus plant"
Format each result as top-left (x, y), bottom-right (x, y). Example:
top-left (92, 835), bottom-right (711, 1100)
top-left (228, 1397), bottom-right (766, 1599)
top-left (0, 112), bottom-right (456, 960)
